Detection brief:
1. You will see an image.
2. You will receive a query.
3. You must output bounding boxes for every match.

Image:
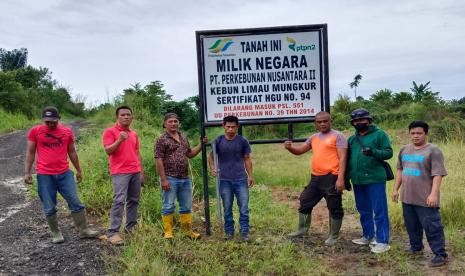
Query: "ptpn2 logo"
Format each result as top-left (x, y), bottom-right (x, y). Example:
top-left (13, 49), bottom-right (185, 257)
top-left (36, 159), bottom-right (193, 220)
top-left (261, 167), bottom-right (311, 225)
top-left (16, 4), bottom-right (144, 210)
top-left (208, 38), bottom-right (234, 53)
top-left (286, 37), bottom-right (316, 52)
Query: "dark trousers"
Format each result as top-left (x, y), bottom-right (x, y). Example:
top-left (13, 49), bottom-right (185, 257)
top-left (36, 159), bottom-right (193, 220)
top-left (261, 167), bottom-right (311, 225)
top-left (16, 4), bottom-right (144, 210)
top-left (108, 173), bottom-right (142, 236)
top-left (299, 173), bottom-right (343, 219)
top-left (402, 203), bottom-right (447, 257)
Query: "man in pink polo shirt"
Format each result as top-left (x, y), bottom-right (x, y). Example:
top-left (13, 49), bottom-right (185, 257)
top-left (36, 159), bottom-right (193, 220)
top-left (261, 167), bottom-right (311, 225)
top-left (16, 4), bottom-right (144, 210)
top-left (24, 106), bottom-right (99, 244)
top-left (102, 106), bottom-right (143, 245)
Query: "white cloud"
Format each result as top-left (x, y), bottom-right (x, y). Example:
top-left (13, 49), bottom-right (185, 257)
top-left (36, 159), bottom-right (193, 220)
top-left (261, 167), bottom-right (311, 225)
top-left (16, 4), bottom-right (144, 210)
top-left (1, 0), bottom-right (464, 106)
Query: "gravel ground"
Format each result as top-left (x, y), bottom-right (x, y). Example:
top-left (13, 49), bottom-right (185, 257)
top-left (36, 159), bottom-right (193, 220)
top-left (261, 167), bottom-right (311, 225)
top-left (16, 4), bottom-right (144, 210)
top-left (0, 122), bottom-right (106, 275)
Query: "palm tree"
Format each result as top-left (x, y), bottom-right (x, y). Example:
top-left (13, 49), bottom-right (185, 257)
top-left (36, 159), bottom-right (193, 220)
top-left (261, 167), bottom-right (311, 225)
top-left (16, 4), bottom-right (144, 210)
top-left (410, 81), bottom-right (440, 104)
top-left (349, 74), bottom-right (362, 99)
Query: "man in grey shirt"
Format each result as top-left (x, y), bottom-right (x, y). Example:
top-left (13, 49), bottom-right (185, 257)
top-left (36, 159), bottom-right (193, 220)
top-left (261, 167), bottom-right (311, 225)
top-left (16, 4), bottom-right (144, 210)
top-left (392, 120), bottom-right (448, 267)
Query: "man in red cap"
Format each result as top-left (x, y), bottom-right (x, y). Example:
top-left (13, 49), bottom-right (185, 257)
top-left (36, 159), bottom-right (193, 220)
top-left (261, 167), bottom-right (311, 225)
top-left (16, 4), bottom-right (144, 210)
top-left (24, 106), bottom-right (99, 244)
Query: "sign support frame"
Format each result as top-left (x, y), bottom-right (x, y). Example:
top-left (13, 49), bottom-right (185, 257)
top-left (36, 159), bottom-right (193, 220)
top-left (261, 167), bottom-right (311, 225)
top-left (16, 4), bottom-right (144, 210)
top-left (196, 24), bottom-right (330, 235)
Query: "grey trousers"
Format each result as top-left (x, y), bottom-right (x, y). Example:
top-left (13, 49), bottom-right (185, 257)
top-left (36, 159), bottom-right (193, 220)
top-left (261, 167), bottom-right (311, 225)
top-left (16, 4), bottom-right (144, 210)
top-left (108, 172), bottom-right (141, 236)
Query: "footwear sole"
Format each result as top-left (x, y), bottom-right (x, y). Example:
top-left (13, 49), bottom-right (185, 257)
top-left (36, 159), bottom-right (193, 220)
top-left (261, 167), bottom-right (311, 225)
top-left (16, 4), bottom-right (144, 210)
top-left (430, 258), bottom-right (449, 267)
top-left (99, 234), bottom-right (124, 246)
top-left (52, 239), bottom-right (65, 244)
top-left (371, 245), bottom-right (391, 254)
top-left (430, 262), bottom-right (447, 267)
top-left (352, 241), bottom-right (370, 245)
top-left (288, 234), bottom-right (309, 238)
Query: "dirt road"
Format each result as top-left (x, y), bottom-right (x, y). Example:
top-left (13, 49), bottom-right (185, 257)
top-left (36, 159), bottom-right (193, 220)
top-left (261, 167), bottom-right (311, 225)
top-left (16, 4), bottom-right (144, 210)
top-left (0, 122), bottom-right (105, 275)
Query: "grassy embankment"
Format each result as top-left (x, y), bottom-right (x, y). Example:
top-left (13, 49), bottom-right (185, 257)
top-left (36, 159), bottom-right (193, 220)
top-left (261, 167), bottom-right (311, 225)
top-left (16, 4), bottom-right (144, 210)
top-left (75, 114), bottom-right (465, 275)
top-left (0, 108), bottom-right (81, 134)
top-left (0, 108), bottom-right (35, 134)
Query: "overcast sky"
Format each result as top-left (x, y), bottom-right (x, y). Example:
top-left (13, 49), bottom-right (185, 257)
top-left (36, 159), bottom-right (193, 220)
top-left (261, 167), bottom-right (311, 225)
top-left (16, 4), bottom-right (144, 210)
top-left (1, 0), bottom-right (464, 106)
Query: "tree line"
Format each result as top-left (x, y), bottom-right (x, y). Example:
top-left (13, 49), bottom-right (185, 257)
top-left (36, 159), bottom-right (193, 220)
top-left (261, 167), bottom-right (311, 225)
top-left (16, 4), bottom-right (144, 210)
top-left (1, 47), bottom-right (464, 141)
top-left (330, 76), bottom-right (465, 141)
top-left (0, 48), bottom-right (85, 118)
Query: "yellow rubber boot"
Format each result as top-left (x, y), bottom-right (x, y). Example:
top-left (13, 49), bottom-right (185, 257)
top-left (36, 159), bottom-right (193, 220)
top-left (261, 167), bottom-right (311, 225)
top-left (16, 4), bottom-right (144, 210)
top-left (162, 214), bottom-right (174, 239)
top-left (180, 213), bottom-right (200, 240)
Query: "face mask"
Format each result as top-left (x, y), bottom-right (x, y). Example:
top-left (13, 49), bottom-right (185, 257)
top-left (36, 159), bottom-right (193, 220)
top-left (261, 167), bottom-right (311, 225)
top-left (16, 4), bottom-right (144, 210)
top-left (354, 123), bottom-right (369, 132)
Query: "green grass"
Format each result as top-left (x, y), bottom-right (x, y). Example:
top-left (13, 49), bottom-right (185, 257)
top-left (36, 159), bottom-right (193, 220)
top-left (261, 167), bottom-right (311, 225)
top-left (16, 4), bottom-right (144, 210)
top-left (73, 116), bottom-right (465, 275)
top-left (74, 119), bottom-right (333, 274)
top-left (107, 185), bottom-right (332, 275)
top-left (0, 108), bottom-right (35, 133)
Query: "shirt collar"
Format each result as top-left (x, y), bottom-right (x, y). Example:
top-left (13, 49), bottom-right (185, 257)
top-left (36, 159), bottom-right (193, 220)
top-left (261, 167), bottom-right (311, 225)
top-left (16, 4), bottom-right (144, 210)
top-left (115, 123), bottom-right (131, 132)
top-left (164, 131), bottom-right (182, 140)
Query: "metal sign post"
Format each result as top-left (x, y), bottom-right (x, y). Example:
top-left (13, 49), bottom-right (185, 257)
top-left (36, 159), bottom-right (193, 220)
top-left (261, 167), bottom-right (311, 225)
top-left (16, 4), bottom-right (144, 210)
top-left (211, 142), bottom-right (223, 229)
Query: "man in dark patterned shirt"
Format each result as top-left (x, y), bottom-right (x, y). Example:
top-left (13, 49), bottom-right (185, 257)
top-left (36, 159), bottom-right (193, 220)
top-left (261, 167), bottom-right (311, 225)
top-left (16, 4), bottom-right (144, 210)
top-left (155, 113), bottom-right (206, 239)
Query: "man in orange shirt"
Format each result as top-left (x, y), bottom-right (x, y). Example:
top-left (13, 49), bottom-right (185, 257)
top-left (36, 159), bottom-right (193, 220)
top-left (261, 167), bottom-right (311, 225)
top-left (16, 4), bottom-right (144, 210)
top-left (284, 112), bottom-right (348, 245)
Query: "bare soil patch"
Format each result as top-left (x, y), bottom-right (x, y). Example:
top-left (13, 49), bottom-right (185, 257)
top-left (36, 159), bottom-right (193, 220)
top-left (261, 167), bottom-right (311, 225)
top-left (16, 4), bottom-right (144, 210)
top-left (271, 185), bottom-right (463, 275)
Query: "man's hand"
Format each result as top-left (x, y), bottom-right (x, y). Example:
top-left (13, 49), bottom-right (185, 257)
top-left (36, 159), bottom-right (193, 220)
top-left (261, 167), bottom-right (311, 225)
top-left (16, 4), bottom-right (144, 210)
top-left (248, 177), bottom-right (255, 188)
top-left (161, 179), bottom-right (170, 191)
top-left (362, 147), bottom-right (373, 156)
top-left (426, 192), bottom-right (439, 207)
top-left (24, 173), bottom-right (33, 184)
top-left (210, 168), bottom-right (217, 177)
top-left (201, 136), bottom-right (208, 144)
top-left (118, 131), bottom-right (128, 142)
top-left (392, 190), bottom-right (399, 203)
top-left (335, 177), bottom-right (344, 193)
top-left (76, 171), bottom-right (83, 183)
top-left (284, 140), bottom-right (292, 150)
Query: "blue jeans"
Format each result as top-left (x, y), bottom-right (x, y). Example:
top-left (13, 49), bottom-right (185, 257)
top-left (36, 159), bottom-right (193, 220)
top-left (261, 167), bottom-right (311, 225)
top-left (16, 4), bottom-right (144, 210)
top-left (220, 179), bottom-right (250, 235)
top-left (37, 170), bottom-right (85, 217)
top-left (353, 183), bottom-right (390, 244)
top-left (161, 176), bottom-right (192, 215)
top-left (402, 203), bottom-right (447, 256)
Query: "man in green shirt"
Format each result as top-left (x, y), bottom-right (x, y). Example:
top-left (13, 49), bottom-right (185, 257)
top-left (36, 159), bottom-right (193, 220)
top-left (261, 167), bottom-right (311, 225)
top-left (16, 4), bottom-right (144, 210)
top-left (347, 108), bottom-right (393, 253)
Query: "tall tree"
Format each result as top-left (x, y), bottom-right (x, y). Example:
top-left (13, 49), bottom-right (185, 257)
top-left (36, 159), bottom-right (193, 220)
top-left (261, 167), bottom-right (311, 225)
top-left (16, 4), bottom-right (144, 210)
top-left (370, 89), bottom-right (393, 108)
top-left (349, 74), bottom-right (362, 99)
top-left (392, 92), bottom-right (414, 107)
top-left (410, 81), bottom-right (440, 104)
top-left (0, 48), bottom-right (28, 71)
top-left (332, 94), bottom-right (352, 114)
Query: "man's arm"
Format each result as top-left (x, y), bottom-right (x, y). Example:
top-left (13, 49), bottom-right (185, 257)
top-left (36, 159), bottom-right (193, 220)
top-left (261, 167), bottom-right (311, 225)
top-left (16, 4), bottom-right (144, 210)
top-left (68, 143), bottom-right (83, 183)
top-left (155, 158), bottom-right (170, 191)
top-left (104, 131), bottom-right (128, 155)
top-left (391, 169), bottom-right (403, 203)
top-left (426, 175), bottom-right (442, 207)
top-left (284, 141), bottom-right (311, 155)
top-left (208, 152), bottom-right (217, 177)
top-left (24, 141), bottom-right (37, 184)
top-left (335, 147), bottom-right (348, 192)
top-left (187, 137), bottom-right (207, 158)
top-left (244, 154), bottom-right (254, 187)
top-left (371, 133), bottom-right (393, 161)
top-left (138, 151), bottom-right (144, 184)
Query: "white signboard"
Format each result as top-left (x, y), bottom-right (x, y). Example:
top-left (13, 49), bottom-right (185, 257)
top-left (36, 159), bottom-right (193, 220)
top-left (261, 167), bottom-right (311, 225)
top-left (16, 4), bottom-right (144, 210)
top-left (197, 25), bottom-right (329, 124)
